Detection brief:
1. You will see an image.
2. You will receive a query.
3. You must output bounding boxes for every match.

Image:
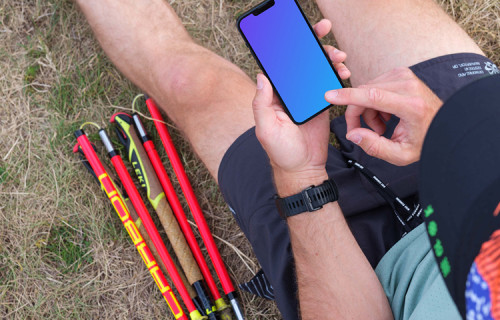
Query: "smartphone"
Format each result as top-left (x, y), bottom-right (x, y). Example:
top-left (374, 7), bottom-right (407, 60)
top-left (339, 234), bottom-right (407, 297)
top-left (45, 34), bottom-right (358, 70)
top-left (237, 0), bottom-right (344, 124)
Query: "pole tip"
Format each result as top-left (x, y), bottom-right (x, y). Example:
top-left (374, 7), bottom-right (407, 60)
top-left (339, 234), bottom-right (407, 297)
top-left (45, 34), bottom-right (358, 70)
top-left (229, 297), bottom-right (244, 320)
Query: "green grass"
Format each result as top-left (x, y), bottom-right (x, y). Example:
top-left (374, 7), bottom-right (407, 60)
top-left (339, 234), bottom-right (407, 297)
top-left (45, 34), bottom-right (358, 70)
top-left (0, 166), bottom-right (8, 184)
top-left (43, 225), bottom-right (93, 274)
top-left (48, 67), bottom-right (105, 116)
top-left (24, 63), bottom-right (40, 83)
top-left (0, 252), bottom-right (16, 286)
top-left (50, 120), bottom-right (82, 149)
top-left (27, 47), bottom-right (46, 59)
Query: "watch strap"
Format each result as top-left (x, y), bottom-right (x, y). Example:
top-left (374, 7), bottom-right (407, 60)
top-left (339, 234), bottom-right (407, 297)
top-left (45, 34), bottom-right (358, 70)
top-left (275, 178), bottom-right (338, 219)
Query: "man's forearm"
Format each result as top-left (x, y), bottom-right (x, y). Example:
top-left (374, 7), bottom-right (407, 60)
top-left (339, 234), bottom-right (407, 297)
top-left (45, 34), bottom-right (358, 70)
top-left (274, 170), bottom-right (393, 320)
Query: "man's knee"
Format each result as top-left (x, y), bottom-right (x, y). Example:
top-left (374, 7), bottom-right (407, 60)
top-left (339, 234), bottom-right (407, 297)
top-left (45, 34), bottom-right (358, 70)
top-left (155, 44), bottom-right (225, 107)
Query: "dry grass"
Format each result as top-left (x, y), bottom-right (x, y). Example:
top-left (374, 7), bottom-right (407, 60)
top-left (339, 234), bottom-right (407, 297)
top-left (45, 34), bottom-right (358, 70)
top-left (0, 0), bottom-right (498, 319)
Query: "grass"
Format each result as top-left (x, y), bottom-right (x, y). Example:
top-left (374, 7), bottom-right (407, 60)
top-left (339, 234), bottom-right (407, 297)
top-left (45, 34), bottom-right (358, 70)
top-left (0, 0), bottom-right (498, 319)
top-left (43, 224), bottom-right (93, 274)
top-left (0, 166), bottom-right (8, 184)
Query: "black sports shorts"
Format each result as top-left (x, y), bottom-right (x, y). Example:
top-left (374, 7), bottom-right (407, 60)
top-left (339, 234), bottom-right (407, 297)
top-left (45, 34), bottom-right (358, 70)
top-left (218, 53), bottom-right (499, 319)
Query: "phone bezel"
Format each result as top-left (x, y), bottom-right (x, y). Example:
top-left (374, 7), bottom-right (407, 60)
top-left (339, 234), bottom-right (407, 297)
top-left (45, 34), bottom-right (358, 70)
top-left (236, 0), bottom-right (345, 125)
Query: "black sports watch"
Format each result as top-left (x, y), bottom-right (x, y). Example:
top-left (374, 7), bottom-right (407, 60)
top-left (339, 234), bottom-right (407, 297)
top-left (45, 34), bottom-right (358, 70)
top-left (275, 178), bottom-right (339, 219)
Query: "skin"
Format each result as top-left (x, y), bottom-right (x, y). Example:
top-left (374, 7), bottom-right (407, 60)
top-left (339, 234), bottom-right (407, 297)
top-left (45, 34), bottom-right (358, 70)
top-left (315, 0), bottom-right (484, 86)
top-left (253, 73), bottom-right (393, 319)
top-left (325, 68), bottom-right (444, 165)
top-left (76, 0), bottom-right (487, 318)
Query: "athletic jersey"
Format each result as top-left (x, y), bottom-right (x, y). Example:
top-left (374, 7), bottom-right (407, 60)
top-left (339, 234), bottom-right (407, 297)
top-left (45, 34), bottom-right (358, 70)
top-left (375, 224), bottom-right (461, 319)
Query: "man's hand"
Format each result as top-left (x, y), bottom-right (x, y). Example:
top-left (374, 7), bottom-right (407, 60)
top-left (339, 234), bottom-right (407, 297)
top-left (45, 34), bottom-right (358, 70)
top-left (325, 67), bottom-right (442, 166)
top-left (253, 73), bottom-right (330, 195)
top-left (252, 19), bottom-right (350, 195)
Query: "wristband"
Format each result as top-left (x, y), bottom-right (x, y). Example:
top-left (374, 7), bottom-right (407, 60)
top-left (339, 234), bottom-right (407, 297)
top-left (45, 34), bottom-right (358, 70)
top-left (275, 178), bottom-right (338, 219)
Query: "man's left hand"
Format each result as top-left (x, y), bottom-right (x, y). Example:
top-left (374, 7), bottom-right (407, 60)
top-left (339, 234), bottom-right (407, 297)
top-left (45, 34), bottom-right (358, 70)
top-left (253, 73), bottom-right (331, 195)
top-left (252, 19), bottom-right (350, 195)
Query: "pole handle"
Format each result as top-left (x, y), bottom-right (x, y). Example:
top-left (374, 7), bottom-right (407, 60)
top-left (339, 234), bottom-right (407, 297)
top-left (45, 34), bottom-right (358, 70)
top-left (112, 113), bottom-right (164, 203)
top-left (156, 198), bottom-right (204, 283)
top-left (125, 197), bottom-right (197, 299)
top-left (112, 113), bottom-right (204, 285)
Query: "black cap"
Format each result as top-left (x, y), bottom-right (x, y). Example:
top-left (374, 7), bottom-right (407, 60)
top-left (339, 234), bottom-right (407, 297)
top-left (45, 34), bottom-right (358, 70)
top-left (419, 74), bottom-right (500, 318)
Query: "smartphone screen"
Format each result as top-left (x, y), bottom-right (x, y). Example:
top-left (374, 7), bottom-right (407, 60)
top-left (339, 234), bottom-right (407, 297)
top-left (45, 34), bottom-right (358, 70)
top-left (238, 0), bottom-right (343, 124)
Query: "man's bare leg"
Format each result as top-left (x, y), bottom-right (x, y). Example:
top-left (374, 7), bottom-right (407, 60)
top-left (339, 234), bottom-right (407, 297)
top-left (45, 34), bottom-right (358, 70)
top-left (316, 0), bottom-right (485, 86)
top-left (76, 0), bottom-right (256, 180)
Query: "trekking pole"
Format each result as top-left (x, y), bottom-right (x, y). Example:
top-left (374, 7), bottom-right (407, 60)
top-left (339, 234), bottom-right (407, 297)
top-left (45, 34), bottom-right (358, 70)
top-left (110, 113), bottom-right (219, 320)
top-left (76, 145), bottom-right (197, 301)
top-left (144, 96), bottom-right (245, 320)
top-left (73, 130), bottom-right (188, 320)
top-left (130, 112), bottom-right (229, 312)
top-left (95, 128), bottom-right (206, 320)
top-left (131, 112), bottom-right (233, 320)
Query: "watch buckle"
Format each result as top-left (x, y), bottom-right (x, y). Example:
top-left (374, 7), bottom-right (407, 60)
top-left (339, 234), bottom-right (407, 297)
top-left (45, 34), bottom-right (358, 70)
top-left (301, 186), bottom-right (322, 212)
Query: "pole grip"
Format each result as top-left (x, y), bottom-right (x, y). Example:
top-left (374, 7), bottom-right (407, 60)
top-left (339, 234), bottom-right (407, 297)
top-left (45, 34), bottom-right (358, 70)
top-left (99, 162), bottom-right (188, 293)
top-left (139, 120), bottom-right (222, 301)
top-left (125, 196), bottom-right (197, 299)
top-left (109, 151), bottom-right (198, 314)
top-left (156, 198), bottom-right (204, 284)
top-left (112, 114), bottom-right (164, 202)
top-left (112, 113), bottom-right (204, 285)
top-left (103, 152), bottom-right (197, 300)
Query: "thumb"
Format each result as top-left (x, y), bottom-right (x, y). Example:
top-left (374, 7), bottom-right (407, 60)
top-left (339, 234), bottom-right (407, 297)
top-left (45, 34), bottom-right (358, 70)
top-left (346, 128), bottom-right (409, 165)
top-left (252, 74), bottom-right (276, 130)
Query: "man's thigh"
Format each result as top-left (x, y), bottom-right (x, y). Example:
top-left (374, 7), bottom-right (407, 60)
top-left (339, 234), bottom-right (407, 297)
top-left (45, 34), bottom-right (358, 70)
top-left (315, 0), bottom-right (485, 86)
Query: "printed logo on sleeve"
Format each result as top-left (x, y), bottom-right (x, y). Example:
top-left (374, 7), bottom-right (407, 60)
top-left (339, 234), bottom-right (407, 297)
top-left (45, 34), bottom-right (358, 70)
top-left (452, 61), bottom-right (500, 78)
top-left (453, 62), bottom-right (485, 78)
top-left (484, 62), bottom-right (500, 75)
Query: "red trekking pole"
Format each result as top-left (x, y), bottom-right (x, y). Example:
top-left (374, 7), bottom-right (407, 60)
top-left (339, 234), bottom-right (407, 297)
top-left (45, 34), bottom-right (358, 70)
top-left (110, 113), bottom-right (224, 320)
top-left (96, 128), bottom-right (206, 320)
top-left (75, 142), bottom-right (197, 303)
top-left (144, 96), bottom-right (245, 320)
top-left (129, 113), bottom-right (226, 307)
top-left (73, 130), bottom-right (188, 320)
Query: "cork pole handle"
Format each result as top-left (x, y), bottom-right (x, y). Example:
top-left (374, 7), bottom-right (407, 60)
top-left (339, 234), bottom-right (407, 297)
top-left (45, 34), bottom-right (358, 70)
top-left (155, 198), bottom-right (203, 284)
top-left (119, 117), bottom-right (203, 284)
top-left (127, 198), bottom-right (197, 298)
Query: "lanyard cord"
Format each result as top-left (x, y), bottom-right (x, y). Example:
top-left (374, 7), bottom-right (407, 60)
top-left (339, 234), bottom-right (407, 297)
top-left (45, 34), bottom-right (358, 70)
top-left (347, 159), bottom-right (423, 235)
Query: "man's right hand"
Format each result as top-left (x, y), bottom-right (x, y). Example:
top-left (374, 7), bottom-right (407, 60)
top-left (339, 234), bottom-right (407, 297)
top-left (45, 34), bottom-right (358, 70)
top-left (325, 67), bottom-right (443, 166)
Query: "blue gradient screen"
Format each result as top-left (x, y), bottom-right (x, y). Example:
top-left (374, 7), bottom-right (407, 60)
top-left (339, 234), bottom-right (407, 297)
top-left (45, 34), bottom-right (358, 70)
top-left (239, 0), bottom-right (343, 123)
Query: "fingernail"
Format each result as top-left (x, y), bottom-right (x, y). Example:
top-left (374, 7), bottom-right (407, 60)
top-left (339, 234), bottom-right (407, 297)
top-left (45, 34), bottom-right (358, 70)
top-left (325, 90), bottom-right (339, 100)
top-left (256, 75), bottom-right (264, 90)
top-left (333, 49), bottom-right (340, 54)
top-left (347, 133), bottom-right (362, 145)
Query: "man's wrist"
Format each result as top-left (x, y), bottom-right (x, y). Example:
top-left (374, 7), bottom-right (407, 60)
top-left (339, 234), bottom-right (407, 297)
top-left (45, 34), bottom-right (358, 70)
top-left (273, 167), bottom-right (329, 197)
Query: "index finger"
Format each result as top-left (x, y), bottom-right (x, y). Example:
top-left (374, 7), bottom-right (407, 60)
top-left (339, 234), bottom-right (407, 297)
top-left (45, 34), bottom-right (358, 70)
top-left (325, 87), bottom-right (417, 119)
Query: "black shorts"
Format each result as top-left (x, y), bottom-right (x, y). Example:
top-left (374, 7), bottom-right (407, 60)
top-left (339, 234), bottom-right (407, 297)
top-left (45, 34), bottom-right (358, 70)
top-left (218, 53), bottom-right (498, 319)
